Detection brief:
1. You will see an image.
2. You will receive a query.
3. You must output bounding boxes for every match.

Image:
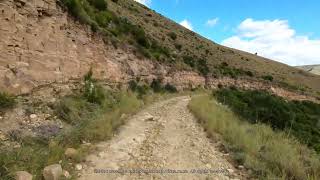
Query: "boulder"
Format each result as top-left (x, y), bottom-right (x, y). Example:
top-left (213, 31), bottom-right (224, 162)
top-left (64, 148), bottom-right (78, 159)
top-left (43, 164), bottom-right (62, 180)
top-left (15, 171), bottom-right (33, 180)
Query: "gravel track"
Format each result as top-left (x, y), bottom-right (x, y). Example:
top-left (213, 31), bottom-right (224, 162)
top-left (79, 96), bottom-right (245, 180)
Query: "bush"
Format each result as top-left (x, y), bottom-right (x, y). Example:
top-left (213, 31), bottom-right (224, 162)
top-left (215, 63), bottom-right (254, 78)
top-left (95, 11), bottom-right (113, 27)
top-left (87, 0), bottom-right (107, 11)
top-left (167, 32), bottom-right (177, 40)
top-left (164, 83), bottom-right (178, 93)
top-left (197, 59), bottom-right (209, 76)
top-left (56, 96), bottom-right (97, 124)
top-left (150, 78), bottom-right (163, 93)
top-left (131, 25), bottom-right (150, 48)
top-left (128, 80), bottom-right (138, 92)
top-left (0, 92), bottom-right (15, 111)
top-left (245, 70), bottom-right (254, 77)
top-left (136, 84), bottom-right (149, 98)
top-left (174, 43), bottom-right (182, 51)
top-left (262, 75), bottom-right (274, 81)
top-left (150, 40), bottom-right (170, 58)
top-left (62, 0), bottom-right (96, 24)
top-left (214, 88), bottom-right (320, 153)
top-left (183, 55), bottom-right (196, 68)
top-left (83, 69), bottom-right (106, 105)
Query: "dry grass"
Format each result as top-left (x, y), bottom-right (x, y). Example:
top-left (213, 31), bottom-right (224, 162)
top-left (188, 94), bottom-right (320, 180)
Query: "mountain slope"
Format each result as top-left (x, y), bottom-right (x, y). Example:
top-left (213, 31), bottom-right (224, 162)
top-left (296, 65), bottom-right (320, 75)
top-left (107, 0), bottom-right (320, 94)
top-left (0, 0), bottom-right (319, 99)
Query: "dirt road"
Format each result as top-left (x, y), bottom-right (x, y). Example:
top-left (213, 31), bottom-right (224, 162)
top-left (79, 96), bottom-right (244, 180)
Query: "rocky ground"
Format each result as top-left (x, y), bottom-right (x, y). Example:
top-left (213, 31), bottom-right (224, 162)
top-left (78, 96), bottom-right (247, 180)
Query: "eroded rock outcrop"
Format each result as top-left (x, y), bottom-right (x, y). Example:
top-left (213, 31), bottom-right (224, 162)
top-left (0, 0), bottom-right (206, 94)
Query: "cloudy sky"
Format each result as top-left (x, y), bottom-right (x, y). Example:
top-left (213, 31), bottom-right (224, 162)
top-left (134, 0), bottom-right (320, 66)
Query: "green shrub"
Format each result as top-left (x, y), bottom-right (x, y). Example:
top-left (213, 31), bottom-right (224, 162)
top-left (215, 63), bottom-right (254, 78)
top-left (150, 40), bottom-right (170, 57)
top-left (245, 70), bottom-right (254, 77)
top-left (150, 78), bottom-right (163, 93)
top-left (197, 59), bottom-right (209, 76)
top-left (128, 80), bottom-right (138, 92)
top-left (83, 69), bottom-right (106, 105)
top-left (56, 96), bottom-right (97, 124)
top-left (95, 11), bottom-right (113, 27)
top-left (0, 92), bottom-right (15, 110)
top-left (183, 55), bottom-right (196, 68)
top-left (87, 0), bottom-right (107, 11)
top-left (214, 88), bottom-right (320, 153)
top-left (174, 43), bottom-right (182, 51)
top-left (164, 83), bottom-right (178, 93)
top-left (62, 0), bottom-right (93, 24)
top-left (262, 75), bottom-right (274, 81)
top-left (131, 25), bottom-right (150, 48)
top-left (167, 32), bottom-right (177, 40)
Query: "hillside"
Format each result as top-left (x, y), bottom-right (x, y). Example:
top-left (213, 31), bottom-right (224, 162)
top-left (106, 0), bottom-right (320, 94)
top-left (1, 0), bottom-right (320, 179)
top-left (296, 65), bottom-right (320, 75)
top-left (0, 0), bottom-right (320, 100)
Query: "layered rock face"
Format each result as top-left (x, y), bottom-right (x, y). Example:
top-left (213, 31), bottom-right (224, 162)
top-left (0, 0), bottom-right (205, 94)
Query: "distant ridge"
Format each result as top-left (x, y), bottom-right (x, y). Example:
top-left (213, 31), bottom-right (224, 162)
top-left (296, 65), bottom-right (320, 75)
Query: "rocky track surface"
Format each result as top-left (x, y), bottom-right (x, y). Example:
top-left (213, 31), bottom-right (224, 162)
top-left (79, 96), bottom-right (245, 180)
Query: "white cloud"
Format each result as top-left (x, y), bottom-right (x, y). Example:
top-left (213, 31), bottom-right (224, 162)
top-left (179, 19), bottom-right (193, 30)
top-left (134, 0), bottom-right (151, 6)
top-left (222, 18), bottom-right (320, 66)
top-left (206, 18), bottom-right (219, 27)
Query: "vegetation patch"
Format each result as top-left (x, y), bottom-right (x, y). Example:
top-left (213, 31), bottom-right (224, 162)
top-left (214, 88), bottom-right (320, 153)
top-left (183, 56), bottom-right (209, 75)
top-left (0, 92), bottom-right (16, 111)
top-left (189, 95), bottom-right (320, 179)
top-left (0, 71), bottom-right (178, 179)
top-left (214, 62), bottom-right (254, 78)
top-left (61, 0), bottom-right (171, 62)
top-left (129, 78), bottom-right (177, 96)
top-left (262, 75), bottom-right (274, 81)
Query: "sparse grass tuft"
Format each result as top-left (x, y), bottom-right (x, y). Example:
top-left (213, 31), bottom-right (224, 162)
top-left (189, 95), bottom-right (320, 180)
top-left (0, 92), bottom-right (16, 111)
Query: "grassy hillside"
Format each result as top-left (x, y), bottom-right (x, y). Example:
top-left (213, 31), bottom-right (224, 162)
top-left (296, 65), bottom-right (320, 75)
top-left (59, 0), bottom-right (320, 96)
top-left (214, 88), bottom-right (320, 152)
top-left (189, 95), bottom-right (320, 180)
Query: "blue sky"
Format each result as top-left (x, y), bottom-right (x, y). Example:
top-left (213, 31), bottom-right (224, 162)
top-left (134, 0), bottom-right (320, 66)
